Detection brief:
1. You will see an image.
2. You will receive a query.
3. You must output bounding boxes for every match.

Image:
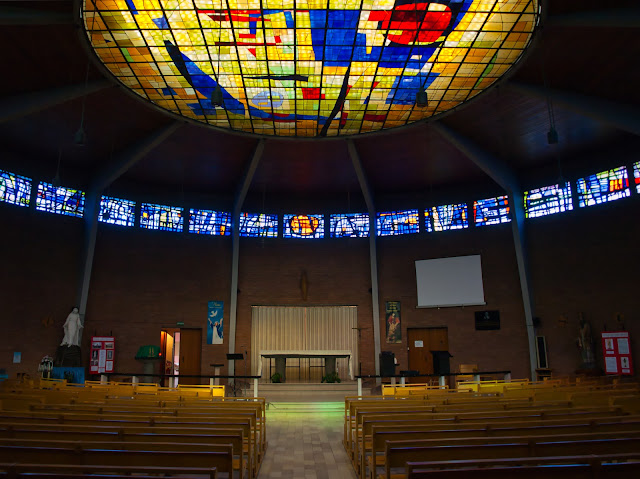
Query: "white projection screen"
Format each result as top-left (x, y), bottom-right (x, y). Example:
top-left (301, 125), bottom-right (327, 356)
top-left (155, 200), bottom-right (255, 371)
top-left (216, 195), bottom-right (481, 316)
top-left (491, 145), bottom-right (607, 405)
top-left (415, 255), bottom-right (486, 308)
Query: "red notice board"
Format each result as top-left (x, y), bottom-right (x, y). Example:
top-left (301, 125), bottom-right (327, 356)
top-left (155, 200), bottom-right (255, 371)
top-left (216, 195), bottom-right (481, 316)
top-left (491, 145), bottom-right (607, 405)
top-left (90, 336), bottom-right (115, 374)
top-left (602, 331), bottom-right (633, 375)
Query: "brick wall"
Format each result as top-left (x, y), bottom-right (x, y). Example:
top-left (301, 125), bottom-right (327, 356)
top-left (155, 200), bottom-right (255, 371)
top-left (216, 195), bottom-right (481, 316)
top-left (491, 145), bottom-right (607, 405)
top-left (1, 196), bottom-right (638, 381)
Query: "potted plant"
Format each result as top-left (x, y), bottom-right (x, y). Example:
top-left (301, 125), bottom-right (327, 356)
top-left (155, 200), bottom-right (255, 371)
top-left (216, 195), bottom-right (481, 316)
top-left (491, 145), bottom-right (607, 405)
top-left (322, 372), bottom-right (341, 383)
top-left (271, 372), bottom-right (283, 383)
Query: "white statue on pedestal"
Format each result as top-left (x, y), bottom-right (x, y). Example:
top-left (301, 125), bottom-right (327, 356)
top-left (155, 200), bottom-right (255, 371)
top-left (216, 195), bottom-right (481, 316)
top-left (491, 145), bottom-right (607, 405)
top-left (61, 307), bottom-right (83, 347)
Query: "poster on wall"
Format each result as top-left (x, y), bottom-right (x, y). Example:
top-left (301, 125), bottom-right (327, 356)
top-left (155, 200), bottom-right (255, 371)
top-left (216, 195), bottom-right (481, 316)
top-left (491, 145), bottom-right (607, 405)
top-left (90, 336), bottom-right (115, 374)
top-left (602, 331), bottom-right (633, 375)
top-left (385, 301), bottom-right (402, 343)
top-left (207, 301), bottom-right (224, 345)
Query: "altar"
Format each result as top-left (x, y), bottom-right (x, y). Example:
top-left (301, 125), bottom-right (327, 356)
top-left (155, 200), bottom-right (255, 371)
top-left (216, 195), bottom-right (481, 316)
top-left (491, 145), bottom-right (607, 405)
top-left (258, 350), bottom-right (354, 381)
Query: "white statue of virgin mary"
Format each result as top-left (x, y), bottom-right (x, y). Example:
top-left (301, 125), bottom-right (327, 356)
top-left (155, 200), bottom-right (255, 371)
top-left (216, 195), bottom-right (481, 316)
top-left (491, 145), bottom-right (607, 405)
top-left (61, 307), bottom-right (83, 347)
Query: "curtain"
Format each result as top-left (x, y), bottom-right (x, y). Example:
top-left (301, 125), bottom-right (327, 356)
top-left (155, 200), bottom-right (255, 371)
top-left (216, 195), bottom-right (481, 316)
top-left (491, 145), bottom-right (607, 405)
top-left (251, 306), bottom-right (358, 382)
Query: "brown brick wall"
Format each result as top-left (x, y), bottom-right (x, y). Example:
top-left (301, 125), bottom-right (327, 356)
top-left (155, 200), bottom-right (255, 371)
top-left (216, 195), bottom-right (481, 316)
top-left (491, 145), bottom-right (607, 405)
top-left (1, 197), bottom-right (638, 381)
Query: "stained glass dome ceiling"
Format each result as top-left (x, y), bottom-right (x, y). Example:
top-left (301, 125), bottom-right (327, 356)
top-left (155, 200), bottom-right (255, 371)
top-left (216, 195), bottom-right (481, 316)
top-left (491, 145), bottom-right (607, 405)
top-left (82, 0), bottom-right (539, 137)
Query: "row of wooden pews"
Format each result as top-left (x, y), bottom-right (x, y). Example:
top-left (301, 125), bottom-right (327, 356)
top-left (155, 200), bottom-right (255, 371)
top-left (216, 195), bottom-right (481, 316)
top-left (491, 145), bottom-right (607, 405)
top-left (0, 378), bottom-right (267, 479)
top-left (345, 377), bottom-right (640, 479)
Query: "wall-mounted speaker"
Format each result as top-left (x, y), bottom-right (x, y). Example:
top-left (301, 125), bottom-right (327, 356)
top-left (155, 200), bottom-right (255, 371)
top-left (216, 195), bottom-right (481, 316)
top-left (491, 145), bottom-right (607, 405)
top-left (536, 336), bottom-right (548, 369)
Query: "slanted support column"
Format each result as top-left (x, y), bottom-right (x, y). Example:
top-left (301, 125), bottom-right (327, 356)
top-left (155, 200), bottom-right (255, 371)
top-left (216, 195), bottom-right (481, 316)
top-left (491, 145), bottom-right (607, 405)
top-left (508, 82), bottom-right (640, 137)
top-left (76, 189), bottom-right (100, 329)
top-left (432, 122), bottom-right (537, 380)
top-left (76, 122), bottom-right (183, 342)
top-left (0, 80), bottom-right (112, 123)
top-left (229, 140), bottom-right (265, 376)
top-left (347, 140), bottom-right (381, 383)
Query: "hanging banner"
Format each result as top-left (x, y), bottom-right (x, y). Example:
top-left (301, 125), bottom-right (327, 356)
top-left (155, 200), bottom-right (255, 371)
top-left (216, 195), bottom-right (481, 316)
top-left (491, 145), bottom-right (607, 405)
top-left (207, 301), bottom-right (224, 345)
top-left (385, 301), bottom-right (402, 343)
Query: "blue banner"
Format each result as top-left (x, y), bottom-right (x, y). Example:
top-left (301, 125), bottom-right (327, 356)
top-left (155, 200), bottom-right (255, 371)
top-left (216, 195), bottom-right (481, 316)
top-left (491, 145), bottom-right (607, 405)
top-left (207, 301), bottom-right (224, 345)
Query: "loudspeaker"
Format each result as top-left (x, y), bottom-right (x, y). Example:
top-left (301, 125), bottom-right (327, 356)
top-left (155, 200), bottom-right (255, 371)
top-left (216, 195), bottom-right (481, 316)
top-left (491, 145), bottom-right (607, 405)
top-left (475, 310), bottom-right (500, 330)
top-left (536, 336), bottom-right (548, 369)
top-left (379, 351), bottom-right (396, 377)
top-left (431, 350), bottom-right (453, 375)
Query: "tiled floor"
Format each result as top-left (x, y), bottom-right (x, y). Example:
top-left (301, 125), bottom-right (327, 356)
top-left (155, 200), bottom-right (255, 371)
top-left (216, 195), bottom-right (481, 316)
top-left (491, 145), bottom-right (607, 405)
top-left (258, 402), bottom-right (357, 479)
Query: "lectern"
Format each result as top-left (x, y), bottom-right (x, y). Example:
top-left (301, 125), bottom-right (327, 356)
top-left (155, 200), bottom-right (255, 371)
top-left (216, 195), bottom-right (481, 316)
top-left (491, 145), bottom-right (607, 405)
top-left (431, 350), bottom-right (453, 375)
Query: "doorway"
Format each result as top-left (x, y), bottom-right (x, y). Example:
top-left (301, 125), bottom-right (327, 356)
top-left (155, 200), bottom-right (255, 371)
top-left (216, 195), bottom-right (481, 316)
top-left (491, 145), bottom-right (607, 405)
top-left (407, 327), bottom-right (449, 384)
top-left (160, 328), bottom-right (202, 386)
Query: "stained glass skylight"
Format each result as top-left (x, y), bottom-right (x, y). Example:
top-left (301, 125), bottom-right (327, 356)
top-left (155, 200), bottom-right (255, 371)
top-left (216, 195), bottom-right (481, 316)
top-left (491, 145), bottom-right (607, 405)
top-left (82, 0), bottom-right (539, 137)
top-left (330, 213), bottom-right (370, 237)
top-left (377, 209), bottom-right (420, 236)
top-left (140, 202), bottom-right (184, 231)
top-left (283, 214), bottom-right (325, 238)
top-left (473, 195), bottom-right (510, 226)
top-left (239, 212), bottom-right (278, 237)
top-left (0, 170), bottom-right (31, 207)
top-left (524, 182), bottom-right (572, 218)
top-left (633, 161), bottom-right (639, 194)
top-left (577, 166), bottom-right (630, 207)
top-left (425, 203), bottom-right (468, 231)
top-left (99, 196), bottom-right (136, 226)
top-left (36, 183), bottom-right (85, 218)
top-left (189, 208), bottom-right (232, 235)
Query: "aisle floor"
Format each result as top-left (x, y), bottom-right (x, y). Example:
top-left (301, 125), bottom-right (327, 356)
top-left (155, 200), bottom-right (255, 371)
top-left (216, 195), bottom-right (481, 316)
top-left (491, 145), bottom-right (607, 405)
top-left (257, 402), bottom-right (357, 479)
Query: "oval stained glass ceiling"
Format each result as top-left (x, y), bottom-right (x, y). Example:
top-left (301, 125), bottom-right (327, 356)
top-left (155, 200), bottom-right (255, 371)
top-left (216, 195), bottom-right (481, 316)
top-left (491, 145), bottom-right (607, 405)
top-left (82, 0), bottom-right (539, 137)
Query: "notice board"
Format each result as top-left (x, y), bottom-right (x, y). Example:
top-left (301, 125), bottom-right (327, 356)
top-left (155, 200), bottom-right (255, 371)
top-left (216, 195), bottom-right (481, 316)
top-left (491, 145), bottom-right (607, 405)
top-left (90, 336), bottom-right (115, 374)
top-left (602, 331), bottom-right (633, 375)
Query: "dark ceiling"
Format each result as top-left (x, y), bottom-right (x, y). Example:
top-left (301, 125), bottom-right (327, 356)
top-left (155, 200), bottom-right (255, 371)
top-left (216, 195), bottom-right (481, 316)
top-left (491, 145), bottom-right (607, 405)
top-left (1, 0), bottom-right (639, 213)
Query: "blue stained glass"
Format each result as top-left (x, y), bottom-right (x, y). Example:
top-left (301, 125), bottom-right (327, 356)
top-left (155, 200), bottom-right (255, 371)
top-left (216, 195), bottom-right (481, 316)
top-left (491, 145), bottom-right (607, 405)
top-left (330, 213), bottom-right (370, 238)
top-left (239, 212), bottom-right (278, 238)
top-left (426, 203), bottom-right (469, 231)
top-left (577, 166), bottom-right (630, 207)
top-left (377, 209), bottom-right (420, 236)
top-left (0, 169), bottom-right (31, 207)
top-left (36, 182), bottom-right (85, 217)
top-left (283, 214), bottom-right (325, 239)
top-left (99, 196), bottom-right (135, 227)
top-left (140, 203), bottom-right (183, 232)
top-left (189, 208), bottom-right (232, 236)
top-left (524, 182), bottom-right (573, 218)
top-left (473, 195), bottom-right (510, 226)
top-left (634, 161), bottom-right (640, 194)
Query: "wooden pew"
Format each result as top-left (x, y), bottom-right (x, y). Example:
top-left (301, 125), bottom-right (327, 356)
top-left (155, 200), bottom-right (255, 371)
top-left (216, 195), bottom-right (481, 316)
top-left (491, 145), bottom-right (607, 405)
top-left (0, 462), bottom-right (218, 478)
top-left (406, 454), bottom-right (640, 479)
top-left (383, 436), bottom-right (640, 479)
top-left (0, 445), bottom-right (234, 478)
top-left (369, 429), bottom-right (640, 479)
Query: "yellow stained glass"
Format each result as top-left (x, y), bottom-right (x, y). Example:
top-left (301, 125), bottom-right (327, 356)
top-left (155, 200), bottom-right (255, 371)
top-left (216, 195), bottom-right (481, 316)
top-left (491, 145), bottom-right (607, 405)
top-left (83, 0), bottom-right (538, 136)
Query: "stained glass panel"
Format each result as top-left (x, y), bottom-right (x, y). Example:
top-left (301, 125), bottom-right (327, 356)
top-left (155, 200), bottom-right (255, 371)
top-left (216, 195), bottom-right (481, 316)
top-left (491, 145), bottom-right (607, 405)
top-left (577, 166), bottom-right (630, 207)
top-left (189, 208), bottom-right (232, 235)
top-left (633, 161), bottom-right (639, 194)
top-left (239, 212), bottom-right (278, 237)
top-left (377, 209), bottom-right (420, 236)
top-left (82, 0), bottom-right (539, 137)
top-left (524, 182), bottom-right (573, 218)
top-left (425, 203), bottom-right (468, 231)
top-left (0, 169), bottom-right (31, 207)
top-left (36, 182), bottom-right (85, 217)
top-left (140, 202), bottom-right (183, 231)
top-left (283, 214), bottom-right (324, 239)
top-left (330, 213), bottom-right (370, 238)
top-left (473, 195), bottom-right (510, 226)
top-left (99, 196), bottom-right (135, 226)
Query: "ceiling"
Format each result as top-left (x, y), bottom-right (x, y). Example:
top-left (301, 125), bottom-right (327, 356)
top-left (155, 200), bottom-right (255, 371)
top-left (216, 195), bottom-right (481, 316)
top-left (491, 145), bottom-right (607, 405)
top-left (1, 0), bottom-right (639, 213)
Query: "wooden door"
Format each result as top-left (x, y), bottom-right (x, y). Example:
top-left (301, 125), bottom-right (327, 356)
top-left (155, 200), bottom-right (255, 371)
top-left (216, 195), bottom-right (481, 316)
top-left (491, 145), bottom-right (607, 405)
top-left (407, 328), bottom-right (448, 383)
top-left (179, 328), bottom-right (202, 385)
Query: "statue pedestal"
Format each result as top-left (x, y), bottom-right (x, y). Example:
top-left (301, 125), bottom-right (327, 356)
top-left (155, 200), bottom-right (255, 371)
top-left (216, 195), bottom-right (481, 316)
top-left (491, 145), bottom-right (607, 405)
top-left (54, 345), bottom-right (82, 367)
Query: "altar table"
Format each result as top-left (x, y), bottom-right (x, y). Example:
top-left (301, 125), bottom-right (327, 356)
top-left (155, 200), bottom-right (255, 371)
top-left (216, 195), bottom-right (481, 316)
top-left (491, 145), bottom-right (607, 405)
top-left (258, 350), bottom-right (354, 381)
